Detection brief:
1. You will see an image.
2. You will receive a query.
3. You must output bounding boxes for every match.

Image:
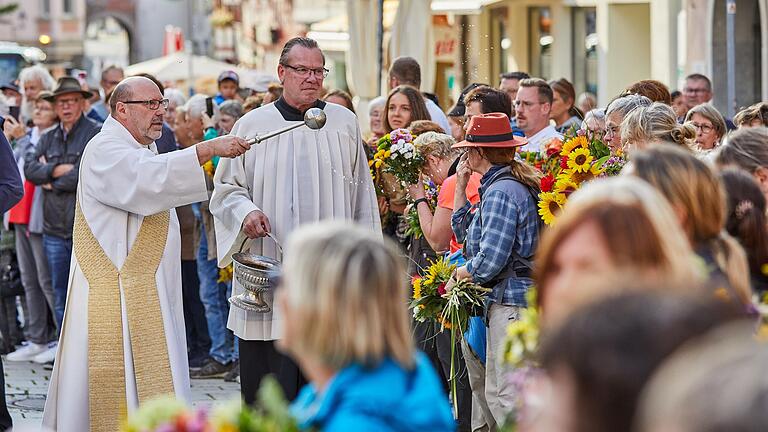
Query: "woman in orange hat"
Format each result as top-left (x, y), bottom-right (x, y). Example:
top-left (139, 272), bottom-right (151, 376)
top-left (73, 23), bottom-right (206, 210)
top-left (449, 112), bottom-right (541, 426)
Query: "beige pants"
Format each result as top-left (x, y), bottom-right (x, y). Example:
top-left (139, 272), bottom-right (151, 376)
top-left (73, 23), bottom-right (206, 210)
top-left (486, 303), bottom-right (521, 425)
top-left (461, 339), bottom-right (496, 432)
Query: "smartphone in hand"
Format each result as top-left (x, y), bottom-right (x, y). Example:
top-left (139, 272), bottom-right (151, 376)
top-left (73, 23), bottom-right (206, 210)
top-left (8, 106), bottom-right (20, 121)
top-left (205, 97), bottom-right (214, 117)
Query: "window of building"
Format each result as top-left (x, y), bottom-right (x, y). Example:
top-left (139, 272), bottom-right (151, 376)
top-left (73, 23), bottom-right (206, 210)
top-left (41, 0), bottom-right (50, 17)
top-left (528, 7), bottom-right (552, 80)
top-left (63, 0), bottom-right (73, 14)
top-left (572, 7), bottom-right (598, 97)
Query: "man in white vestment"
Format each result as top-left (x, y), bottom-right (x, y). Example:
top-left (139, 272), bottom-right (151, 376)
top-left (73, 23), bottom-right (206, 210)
top-left (42, 77), bottom-right (250, 432)
top-left (211, 37), bottom-right (380, 404)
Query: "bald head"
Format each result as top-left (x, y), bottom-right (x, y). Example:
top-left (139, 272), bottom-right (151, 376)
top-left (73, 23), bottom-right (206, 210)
top-left (109, 76), bottom-right (161, 114)
top-left (110, 76), bottom-right (166, 145)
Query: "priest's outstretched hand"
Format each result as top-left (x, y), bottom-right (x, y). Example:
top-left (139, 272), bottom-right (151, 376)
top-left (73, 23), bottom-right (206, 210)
top-left (243, 210), bottom-right (271, 238)
top-left (196, 135), bottom-right (250, 165)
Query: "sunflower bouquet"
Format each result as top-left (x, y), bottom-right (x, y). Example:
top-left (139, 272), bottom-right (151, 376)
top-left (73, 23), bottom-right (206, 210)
top-left (369, 129), bottom-right (424, 185)
top-left (535, 130), bottom-right (612, 225)
top-left (405, 179), bottom-right (440, 239)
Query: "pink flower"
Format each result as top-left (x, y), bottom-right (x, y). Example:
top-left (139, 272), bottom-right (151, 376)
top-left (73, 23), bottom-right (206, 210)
top-left (438, 283), bottom-right (447, 295)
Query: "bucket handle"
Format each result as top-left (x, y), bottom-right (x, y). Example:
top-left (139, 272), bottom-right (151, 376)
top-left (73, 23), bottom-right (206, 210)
top-left (238, 232), bottom-right (284, 256)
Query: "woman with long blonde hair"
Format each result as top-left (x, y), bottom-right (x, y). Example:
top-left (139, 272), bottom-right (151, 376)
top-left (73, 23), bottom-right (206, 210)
top-left (535, 176), bottom-right (702, 325)
top-left (631, 145), bottom-right (752, 306)
top-left (278, 222), bottom-right (456, 431)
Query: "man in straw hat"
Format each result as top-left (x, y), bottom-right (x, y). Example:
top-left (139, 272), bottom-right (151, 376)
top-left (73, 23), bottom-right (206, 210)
top-left (24, 77), bottom-right (102, 357)
top-left (41, 76), bottom-right (250, 431)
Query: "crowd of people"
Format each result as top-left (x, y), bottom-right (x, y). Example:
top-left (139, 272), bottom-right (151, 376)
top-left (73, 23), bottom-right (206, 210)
top-left (0, 35), bottom-right (766, 431)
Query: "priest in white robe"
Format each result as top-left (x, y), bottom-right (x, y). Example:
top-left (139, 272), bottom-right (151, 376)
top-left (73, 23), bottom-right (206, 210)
top-left (211, 37), bottom-right (380, 404)
top-left (42, 77), bottom-right (250, 432)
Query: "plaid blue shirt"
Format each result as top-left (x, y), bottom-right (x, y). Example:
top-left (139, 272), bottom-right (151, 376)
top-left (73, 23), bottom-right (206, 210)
top-left (451, 166), bottom-right (539, 307)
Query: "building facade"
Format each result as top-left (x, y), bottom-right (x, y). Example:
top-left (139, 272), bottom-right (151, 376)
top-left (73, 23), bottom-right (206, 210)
top-left (453, 0), bottom-right (766, 113)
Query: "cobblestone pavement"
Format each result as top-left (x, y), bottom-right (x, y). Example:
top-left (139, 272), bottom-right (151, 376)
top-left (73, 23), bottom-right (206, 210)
top-left (3, 358), bottom-right (240, 430)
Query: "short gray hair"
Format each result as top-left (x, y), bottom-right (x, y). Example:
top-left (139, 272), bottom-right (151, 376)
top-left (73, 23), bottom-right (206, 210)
top-left (685, 103), bottom-right (727, 139)
top-left (606, 94), bottom-right (652, 118)
top-left (184, 94), bottom-right (218, 120)
top-left (219, 99), bottom-right (243, 119)
top-left (369, 96), bottom-right (386, 115)
top-left (19, 65), bottom-right (56, 91)
top-left (164, 88), bottom-right (186, 108)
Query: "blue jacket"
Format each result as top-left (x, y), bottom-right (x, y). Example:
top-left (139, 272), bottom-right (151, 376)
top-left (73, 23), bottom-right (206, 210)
top-left (0, 121), bottom-right (23, 214)
top-left (291, 352), bottom-right (457, 432)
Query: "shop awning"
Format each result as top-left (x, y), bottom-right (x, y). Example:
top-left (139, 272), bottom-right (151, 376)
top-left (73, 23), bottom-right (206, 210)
top-left (430, 0), bottom-right (500, 14)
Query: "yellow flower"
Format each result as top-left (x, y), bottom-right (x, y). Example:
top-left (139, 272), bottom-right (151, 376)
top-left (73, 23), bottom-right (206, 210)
top-left (565, 163), bottom-right (601, 184)
top-left (554, 175), bottom-right (578, 195)
top-left (368, 159), bottom-right (374, 167)
top-left (217, 264), bottom-right (233, 283)
top-left (567, 147), bottom-right (594, 173)
top-left (538, 192), bottom-right (565, 225)
top-left (385, 150), bottom-right (392, 158)
top-left (375, 160), bottom-right (383, 168)
top-left (202, 160), bottom-right (215, 177)
top-left (560, 136), bottom-right (589, 156)
top-left (413, 278), bottom-right (423, 299)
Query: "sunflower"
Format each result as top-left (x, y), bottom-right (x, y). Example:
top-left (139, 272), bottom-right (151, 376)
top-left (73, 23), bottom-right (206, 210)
top-left (538, 192), bottom-right (565, 225)
top-left (567, 147), bottom-right (594, 173)
top-left (412, 278), bottom-right (423, 299)
top-left (566, 163), bottom-right (603, 184)
top-left (554, 175), bottom-right (579, 195)
top-left (560, 136), bottom-right (589, 156)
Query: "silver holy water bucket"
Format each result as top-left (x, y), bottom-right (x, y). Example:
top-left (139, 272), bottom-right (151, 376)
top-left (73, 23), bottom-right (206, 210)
top-left (229, 234), bottom-right (282, 313)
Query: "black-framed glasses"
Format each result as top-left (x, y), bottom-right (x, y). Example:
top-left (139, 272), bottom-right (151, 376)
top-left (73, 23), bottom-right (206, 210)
top-left (281, 64), bottom-right (329, 78)
top-left (121, 99), bottom-right (169, 110)
top-left (690, 122), bottom-right (714, 134)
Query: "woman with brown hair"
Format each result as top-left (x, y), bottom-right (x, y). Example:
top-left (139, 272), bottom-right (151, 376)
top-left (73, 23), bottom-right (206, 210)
top-left (323, 89), bottom-right (355, 114)
top-left (384, 85), bottom-right (431, 132)
top-left (631, 145), bottom-right (752, 306)
top-left (624, 79), bottom-right (672, 105)
top-left (719, 168), bottom-right (768, 295)
top-left (534, 176), bottom-right (701, 325)
top-left (549, 78), bottom-right (583, 134)
top-left (449, 113), bottom-right (540, 425)
top-left (716, 127), bottom-right (768, 202)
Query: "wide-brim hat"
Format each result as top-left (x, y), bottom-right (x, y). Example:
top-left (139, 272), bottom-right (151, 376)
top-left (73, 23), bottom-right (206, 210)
top-left (452, 112), bottom-right (528, 148)
top-left (42, 77), bottom-right (93, 102)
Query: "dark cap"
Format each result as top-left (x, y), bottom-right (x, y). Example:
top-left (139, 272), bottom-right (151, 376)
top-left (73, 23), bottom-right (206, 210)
top-left (218, 70), bottom-right (240, 85)
top-left (447, 82), bottom-right (485, 117)
top-left (0, 81), bottom-right (20, 94)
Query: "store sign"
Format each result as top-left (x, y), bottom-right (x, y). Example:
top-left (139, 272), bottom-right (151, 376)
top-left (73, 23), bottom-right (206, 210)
top-left (434, 25), bottom-right (457, 62)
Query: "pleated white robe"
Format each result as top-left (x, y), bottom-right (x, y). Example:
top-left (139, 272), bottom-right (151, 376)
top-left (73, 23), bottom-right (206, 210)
top-left (42, 116), bottom-right (208, 431)
top-left (211, 102), bottom-right (380, 341)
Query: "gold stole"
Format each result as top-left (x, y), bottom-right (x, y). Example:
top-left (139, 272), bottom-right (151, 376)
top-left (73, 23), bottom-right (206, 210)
top-left (72, 202), bottom-right (175, 432)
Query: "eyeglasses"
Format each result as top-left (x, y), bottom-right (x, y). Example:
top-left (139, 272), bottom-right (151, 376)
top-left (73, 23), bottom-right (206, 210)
top-left (683, 87), bottom-right (709, 95)
top-left (514, 100), bottom-right (542, 109)
top-left (56, 97), bottom-right (83, 106)
top-left (281, 64), bottom-right (329, 78)
top-left (690, 122), bottom-right (714, 134)
top-left (604, 125), bottom-right (620, 137)
top-left (120, 99), bottom-right (169, 110)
